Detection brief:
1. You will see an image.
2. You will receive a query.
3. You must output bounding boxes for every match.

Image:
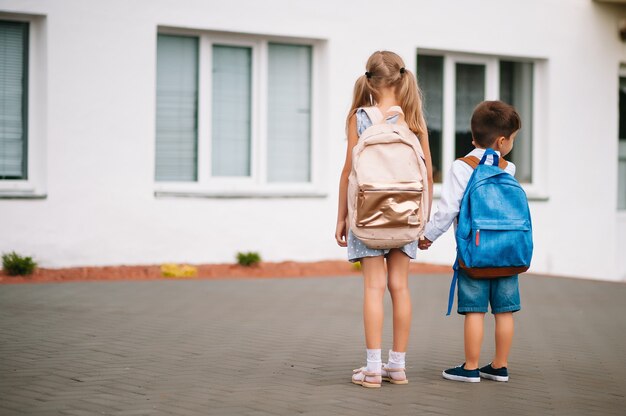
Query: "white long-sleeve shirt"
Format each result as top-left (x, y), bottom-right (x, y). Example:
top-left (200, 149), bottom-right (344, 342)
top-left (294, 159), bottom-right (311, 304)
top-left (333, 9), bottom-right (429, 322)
top-left (423, 148), bottom-right (516, 242)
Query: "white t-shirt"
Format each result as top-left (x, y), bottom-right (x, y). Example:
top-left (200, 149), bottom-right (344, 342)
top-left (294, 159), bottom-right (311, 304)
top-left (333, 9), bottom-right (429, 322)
top-left (423, 148), bottom-right (516, 242)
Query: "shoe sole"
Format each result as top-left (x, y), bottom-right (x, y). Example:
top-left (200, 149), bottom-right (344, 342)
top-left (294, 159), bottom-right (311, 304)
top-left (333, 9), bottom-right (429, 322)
top-left (352, 379), bottom-right (382, 388)
top-left (479, 372), bottom-right (509, 382)
top-left (442, 371), bottom-right (480, 382)
top-left (382, 377), bottom-right (409, 385)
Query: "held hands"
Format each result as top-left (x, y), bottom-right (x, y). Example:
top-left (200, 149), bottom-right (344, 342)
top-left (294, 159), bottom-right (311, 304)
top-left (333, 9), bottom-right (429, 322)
top-left (418, 237), bottom-right (432, 250)
top-left (335, 220), bottom-right (347, 247)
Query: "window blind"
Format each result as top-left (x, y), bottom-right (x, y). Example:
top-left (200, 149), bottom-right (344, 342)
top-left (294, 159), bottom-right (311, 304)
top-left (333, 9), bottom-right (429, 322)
top-left (0, 20), bottom-right (28, 180)
top-left (266, 43), bottom-right (312, 183)
top-left (155, 34), bottom-right (198, 182)
top-left (211, 45), bottom-right (252, 177)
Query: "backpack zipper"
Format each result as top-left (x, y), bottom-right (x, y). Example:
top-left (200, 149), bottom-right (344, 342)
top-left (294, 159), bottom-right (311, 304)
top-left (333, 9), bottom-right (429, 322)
top-left (475, 229), bottom-right (480, 246)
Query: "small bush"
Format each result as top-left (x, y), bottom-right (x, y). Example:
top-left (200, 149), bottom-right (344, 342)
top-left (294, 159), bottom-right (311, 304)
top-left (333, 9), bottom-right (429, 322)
top-left (160, 263), bottom-right (197, 278)
top-left (236, 252), bottom-right (261, 267)
top-left (2, 252), bottom-right (37, 276)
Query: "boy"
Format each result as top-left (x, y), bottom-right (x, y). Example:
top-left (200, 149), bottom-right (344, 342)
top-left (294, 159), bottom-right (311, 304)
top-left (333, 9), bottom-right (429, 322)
top-left (418, 100), bottom-right (521, 382)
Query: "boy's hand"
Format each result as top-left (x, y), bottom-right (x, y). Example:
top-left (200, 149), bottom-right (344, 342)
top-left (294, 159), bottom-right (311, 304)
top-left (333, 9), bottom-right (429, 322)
top-left (418, 237), bottom-right (432, 250)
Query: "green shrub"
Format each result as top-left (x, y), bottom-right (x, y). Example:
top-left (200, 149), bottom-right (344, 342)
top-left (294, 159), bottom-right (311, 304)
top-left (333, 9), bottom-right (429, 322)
top-left (236, 251), bottom-right (261, 267)
top-left (2, 252), bottom-right (37, 276)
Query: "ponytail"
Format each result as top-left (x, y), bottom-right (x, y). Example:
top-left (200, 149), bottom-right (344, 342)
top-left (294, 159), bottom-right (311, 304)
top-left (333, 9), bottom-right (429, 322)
top-left (396, 69), bottom-right (428, 140)
top-left (345, 75), bottom-right (378, 133)
top-left (346, 51), bottom-right (428, 142)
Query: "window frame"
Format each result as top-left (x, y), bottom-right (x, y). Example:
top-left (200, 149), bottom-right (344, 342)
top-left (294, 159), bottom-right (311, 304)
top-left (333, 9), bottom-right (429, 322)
top-left (155, 28), bottom-right (325, 198)
top-left (417, 49), bottom-right (547, 200)
top-left (0, 13), bottom-right (46, 199)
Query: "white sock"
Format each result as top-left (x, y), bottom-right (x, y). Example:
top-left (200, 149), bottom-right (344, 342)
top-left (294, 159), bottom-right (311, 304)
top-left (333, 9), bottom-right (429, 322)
top-left (388, 350), bottom-right (406, 369)
top-left (366, 349), bottom-right (382, 373)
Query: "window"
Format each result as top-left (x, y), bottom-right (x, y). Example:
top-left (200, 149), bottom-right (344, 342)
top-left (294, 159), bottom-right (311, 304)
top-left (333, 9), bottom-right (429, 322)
top-left (417, 55), bottom-right (443, 182)
top-left (417, 52), bottom-right (535, 185)
top-left (155, 32), bottom-right (316, 195)
top-left (619, 74), bottom-right (626, 210)
top-left (500, 61), bottom-right (533, 183)
top-left (155, 34), bottom-right (198, 182)
top-left (0, 20), bottom-right (28, 180)
top-left (455, 63), bottom-right (485, 160)
top-left (211, 44), bottom-right (252, 178)
top-left (267, 43), bottom-right (312, 183)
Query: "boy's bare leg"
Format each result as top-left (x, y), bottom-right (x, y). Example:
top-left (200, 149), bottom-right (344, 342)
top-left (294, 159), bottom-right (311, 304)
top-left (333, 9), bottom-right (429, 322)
top-left (464, 312), bottom-right (485, 369)
top-left (361, 256), bottom-right (386, 349)
top-left (386, 249), bottom-right (412, 352)
top-left (493, 312), bottom-right (514, 368)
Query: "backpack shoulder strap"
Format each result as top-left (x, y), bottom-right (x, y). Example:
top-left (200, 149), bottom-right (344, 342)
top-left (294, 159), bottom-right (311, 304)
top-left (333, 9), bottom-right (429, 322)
top-left (457, 155), bottom-right (509, 170)
top-left (458, 156), bottom-right (480, 170)
top-left (383, 105), bottom-right (406, 125)
top-left (384, 105), bottom-right (404, 118)
top-left (360, 106), bottom-right (384, 125)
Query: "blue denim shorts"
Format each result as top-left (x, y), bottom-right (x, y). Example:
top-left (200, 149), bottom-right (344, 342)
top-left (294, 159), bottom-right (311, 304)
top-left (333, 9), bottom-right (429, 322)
top-left (457, 269), bottom-right (521, 315)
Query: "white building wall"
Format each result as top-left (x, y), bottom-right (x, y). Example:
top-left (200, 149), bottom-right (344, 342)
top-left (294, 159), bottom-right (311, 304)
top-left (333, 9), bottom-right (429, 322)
top-left (0, 0), bottom-right (625, 281)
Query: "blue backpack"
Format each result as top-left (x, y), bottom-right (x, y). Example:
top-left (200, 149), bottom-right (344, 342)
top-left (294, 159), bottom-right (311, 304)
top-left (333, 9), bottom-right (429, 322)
top-left (446, 148), bottom-right (533, 315)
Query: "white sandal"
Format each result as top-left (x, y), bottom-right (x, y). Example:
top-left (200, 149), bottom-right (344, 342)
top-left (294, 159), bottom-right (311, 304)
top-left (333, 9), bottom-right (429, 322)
top-left (352, 367), bottom-right (382, 388)
top-left (381, 364), bottom-right (408, 384)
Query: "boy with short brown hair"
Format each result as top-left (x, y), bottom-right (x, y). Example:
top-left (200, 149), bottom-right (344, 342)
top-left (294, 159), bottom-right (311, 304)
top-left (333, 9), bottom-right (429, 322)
top-left (419, 100), bottom-right (522, 382)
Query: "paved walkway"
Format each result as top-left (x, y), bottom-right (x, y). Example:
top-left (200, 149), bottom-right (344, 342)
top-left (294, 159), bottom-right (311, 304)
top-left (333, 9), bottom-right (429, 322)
top-left (0, 274), bottom-right (625, 415)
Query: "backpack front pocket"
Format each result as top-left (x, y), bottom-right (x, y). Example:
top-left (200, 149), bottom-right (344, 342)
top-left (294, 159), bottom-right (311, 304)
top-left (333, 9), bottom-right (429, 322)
top-left (356, 184), bottom-right (422, 229)
top-left (466, 219), bottom-right (532, 268)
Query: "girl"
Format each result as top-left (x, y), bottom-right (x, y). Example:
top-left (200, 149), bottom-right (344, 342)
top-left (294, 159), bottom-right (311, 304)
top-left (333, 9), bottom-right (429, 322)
top-left (335, 51), bottom-right (433, 388)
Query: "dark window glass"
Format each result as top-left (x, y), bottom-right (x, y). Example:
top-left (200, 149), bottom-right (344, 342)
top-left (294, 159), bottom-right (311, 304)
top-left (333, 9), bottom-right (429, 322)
top-left (618, 76), bottom-right (626, 209)
top-left (500, 60), bottom-right (533, 183)
top-left (455, 63), bottom-right (485, 159)
top-left (417, 54), bottom-right (444, 182)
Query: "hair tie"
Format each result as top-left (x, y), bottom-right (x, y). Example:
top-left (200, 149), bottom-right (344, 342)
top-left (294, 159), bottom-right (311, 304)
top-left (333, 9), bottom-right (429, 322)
top-left (400, 67), bottom-right (405, 74)
top-left (365, 71), bottom-right (372, 79)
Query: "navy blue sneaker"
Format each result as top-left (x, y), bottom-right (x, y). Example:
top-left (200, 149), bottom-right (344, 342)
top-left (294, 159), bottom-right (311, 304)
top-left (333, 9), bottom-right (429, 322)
top-left (442, 363), bottom-right (480, 382)
top-left (479, 363), bottom-right (509, 382)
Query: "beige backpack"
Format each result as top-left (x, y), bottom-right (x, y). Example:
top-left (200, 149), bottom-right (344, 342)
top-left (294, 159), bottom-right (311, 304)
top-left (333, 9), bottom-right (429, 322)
top-left (347, 106), bottom-right (429, 249)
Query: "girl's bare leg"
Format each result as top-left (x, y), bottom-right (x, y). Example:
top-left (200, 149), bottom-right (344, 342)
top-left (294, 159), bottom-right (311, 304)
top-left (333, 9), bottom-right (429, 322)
top-left (361, 256), bottom-right (387, 349)
top-left (386, 249), bottom-right (412, 352)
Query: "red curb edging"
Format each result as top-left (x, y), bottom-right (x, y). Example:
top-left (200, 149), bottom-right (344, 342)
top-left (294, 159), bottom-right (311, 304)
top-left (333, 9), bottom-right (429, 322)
top-left (0, 261), bottom-right (452, 284)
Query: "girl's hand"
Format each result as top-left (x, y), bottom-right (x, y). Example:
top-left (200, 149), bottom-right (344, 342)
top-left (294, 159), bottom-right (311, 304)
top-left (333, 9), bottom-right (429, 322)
top-left (335, 220), bottom-right (347, 247)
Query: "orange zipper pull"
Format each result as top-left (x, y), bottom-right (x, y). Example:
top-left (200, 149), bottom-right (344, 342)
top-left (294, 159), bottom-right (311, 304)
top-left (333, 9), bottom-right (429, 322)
top-left (475, 229), bottom-right (480, 246)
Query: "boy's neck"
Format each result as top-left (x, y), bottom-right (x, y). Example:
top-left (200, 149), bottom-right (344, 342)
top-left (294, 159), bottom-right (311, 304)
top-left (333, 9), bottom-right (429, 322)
top-left (473, 145), bottom-right (499, 153)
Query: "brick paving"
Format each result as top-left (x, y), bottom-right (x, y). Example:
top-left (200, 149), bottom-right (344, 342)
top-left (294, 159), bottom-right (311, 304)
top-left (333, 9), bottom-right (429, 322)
top-left (0, 274), bottom-right (625, 415)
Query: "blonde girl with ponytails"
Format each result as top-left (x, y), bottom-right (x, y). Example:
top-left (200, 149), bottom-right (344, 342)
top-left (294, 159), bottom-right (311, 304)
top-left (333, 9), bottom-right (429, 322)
top-left (335, 51), bottom-right (433, 388)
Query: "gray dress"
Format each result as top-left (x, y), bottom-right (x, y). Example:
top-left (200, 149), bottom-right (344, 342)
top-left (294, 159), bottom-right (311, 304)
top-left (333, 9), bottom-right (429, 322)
top-left (347, 108), bottom-right (419, 263)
